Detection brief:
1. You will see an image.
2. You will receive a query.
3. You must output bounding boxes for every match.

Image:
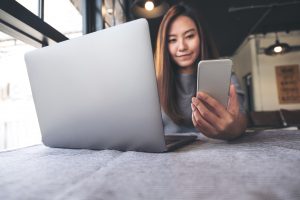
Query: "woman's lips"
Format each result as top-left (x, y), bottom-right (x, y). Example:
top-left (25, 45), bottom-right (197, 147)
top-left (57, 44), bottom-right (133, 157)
top-left (176, 53), bottom-right (192, 59)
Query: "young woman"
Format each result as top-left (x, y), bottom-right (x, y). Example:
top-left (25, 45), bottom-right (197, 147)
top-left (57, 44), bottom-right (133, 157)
top-left (154, 3), bottom-right (247, 140)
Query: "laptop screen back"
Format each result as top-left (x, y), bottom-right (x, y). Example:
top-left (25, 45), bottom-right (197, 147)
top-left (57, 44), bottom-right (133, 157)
top-left (25, 19), bottom-right (167, 152)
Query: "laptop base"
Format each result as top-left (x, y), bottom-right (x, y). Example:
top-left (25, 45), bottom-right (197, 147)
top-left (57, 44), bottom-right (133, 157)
top-left (165, 135), bottom-right (197, 152)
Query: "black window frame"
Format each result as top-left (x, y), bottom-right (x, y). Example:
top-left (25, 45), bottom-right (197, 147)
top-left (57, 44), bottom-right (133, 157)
top-left (0, 0), bottom-right (69, 47)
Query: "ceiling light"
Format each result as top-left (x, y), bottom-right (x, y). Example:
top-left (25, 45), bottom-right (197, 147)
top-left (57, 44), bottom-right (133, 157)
top-left (265, 33), bottom-right (291, 56)
top-left (273, 46), bottom-right (282, 53)
top-left (131, 0), bottom-right (169, 19)
top-left (145, 1), bottom-right (154, 11)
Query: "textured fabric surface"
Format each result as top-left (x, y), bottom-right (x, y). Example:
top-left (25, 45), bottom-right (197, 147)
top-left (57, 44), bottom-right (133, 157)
top-left (1, 130), bottom-right (300, 200)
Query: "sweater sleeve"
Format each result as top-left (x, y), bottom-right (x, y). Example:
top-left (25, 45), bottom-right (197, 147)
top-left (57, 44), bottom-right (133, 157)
top-left (230, 73), bottom-right (246, 113)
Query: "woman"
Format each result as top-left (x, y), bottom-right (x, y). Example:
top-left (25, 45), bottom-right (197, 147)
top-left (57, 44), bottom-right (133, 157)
top-left (154, 3), bottom-right (247, 140)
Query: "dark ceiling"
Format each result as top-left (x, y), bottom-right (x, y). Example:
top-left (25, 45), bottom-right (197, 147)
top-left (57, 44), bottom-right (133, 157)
top-left (146, 0), bottom-right (300, 57)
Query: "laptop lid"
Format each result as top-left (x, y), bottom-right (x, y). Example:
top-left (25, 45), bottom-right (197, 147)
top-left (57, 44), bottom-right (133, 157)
top-left (25, 19), bottom-right (167, 152)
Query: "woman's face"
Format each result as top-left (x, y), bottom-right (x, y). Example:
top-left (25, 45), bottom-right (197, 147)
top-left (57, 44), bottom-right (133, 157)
top-left (167, 15), bottom-right (200, 73)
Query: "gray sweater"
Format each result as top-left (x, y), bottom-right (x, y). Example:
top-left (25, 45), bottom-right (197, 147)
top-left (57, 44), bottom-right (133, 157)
top-left (162, 73), bottom-right (245, 133)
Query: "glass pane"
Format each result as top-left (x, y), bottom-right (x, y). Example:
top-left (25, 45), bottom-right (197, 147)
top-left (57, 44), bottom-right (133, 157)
top-left (0, 32), bottom-right (41, 151)
top-left (16, 0), bottom-right (39, 16)
top-left (44, 0), bottom-right (82, 38)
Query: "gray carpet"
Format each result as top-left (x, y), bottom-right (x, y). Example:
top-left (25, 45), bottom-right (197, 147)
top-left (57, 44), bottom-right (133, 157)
top-left (1, 130), bottom-right (300, 200)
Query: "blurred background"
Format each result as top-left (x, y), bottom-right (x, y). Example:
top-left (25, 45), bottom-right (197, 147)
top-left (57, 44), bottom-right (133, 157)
top-left (1, 0), bottom-right (300, 150)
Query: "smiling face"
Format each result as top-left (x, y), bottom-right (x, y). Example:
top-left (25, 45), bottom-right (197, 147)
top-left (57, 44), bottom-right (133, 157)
top-left (167, 15), bottom-right (200, 74)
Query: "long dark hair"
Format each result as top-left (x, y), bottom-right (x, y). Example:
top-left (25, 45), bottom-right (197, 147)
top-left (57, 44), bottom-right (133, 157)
top-left (154, 2), bottom-right (218, 124)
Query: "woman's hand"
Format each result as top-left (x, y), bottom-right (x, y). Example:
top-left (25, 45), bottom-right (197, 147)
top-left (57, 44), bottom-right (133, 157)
top-left (191, 84), bottom-right (247, 140)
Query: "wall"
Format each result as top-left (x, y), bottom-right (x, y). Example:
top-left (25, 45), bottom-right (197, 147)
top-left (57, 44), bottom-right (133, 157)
top-left (232, 36), bottom-right (259, 111)
top-left (256, 32), bottom-right (300, 111)
top-left (232, 31), bottom-right (300, 111)
top-left (232, 36), bottom-right (255, 92)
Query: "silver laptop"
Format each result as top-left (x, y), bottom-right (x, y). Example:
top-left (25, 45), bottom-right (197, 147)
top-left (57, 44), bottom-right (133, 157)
top-left (25, 19), bottom-right (196, 153)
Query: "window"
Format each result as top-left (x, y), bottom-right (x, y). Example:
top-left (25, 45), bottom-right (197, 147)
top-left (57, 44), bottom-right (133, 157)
top-left (15, 0), bottom-right (39, 16)
top-left (15, 0), bottom-right (82, 38)
top-left (0, 32), bottom-right (40, 150)
top-left (0, 0), bottom-right (128, 150)
top-left (44, 0), bottom-right (82, 38)
top-left (0, 0), bottom-right (82, 150)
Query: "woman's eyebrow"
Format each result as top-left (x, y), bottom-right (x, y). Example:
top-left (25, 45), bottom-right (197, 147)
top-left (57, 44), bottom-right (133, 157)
top-left (184, 29), bottom-right (196, 34)
top-left (168, 28), bottom-right (196, 37)
top-left (168, 34), bottom-right (176, 37)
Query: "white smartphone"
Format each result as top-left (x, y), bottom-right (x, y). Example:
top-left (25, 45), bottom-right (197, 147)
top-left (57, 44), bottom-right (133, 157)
top-left (197, 59), bottom-right (232, 108)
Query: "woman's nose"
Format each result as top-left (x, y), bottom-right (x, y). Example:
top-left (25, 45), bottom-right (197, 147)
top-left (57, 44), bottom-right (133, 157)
top-left (178, 38), bottom-right (187, 51)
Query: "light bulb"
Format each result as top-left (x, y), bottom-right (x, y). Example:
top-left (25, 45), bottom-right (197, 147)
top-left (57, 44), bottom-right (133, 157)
top-left (145, 1), bottom-right (154, 11)
top-left (274, 46), bottom-right (282, 53)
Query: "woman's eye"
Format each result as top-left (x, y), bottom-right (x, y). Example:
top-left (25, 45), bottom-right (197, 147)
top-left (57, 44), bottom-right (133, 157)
top-left (186, 34), bottom-right (194, 39)
top-left (168, 39), bottom-right (176, 43)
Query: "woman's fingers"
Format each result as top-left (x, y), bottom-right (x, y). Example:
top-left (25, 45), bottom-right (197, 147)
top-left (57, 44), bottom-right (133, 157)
top-left (192, 97), bottom-right (220, 125)
top-left (196, 91), bottom-right (227, 118)
top-left (192, 97), bottom-right (229, 134)
top-left (193, 92), bottom-right (230, 130)
top-left (191, 85), bottom-right (244, 140)
top-left (191, 103), bottom-right (218, 138)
